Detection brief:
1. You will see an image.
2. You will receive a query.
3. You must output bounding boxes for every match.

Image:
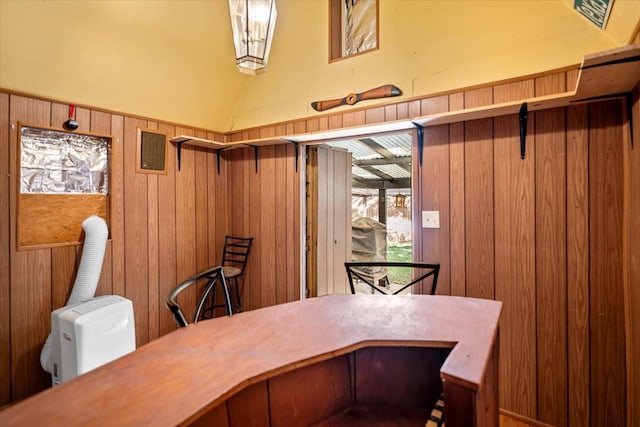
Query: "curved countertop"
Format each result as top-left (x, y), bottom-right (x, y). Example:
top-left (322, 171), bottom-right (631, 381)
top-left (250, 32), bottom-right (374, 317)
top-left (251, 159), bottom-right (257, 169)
top-left (0, 294), bottom-right (502, 426)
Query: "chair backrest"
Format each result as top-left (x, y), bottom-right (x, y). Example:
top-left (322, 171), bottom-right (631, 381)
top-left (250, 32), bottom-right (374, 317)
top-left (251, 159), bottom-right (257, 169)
top-left (165, 266), bottom-right (229, 327)
top-left (345, 261), bottom-right (440, 295)
top-left (221, 236), bottom-right (253, 274)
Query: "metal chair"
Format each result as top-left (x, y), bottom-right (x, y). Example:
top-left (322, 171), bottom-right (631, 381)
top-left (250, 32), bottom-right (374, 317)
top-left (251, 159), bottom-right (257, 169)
top-left (345, 261), bottom-right (440, 295)
top-left (221, 236), bottom-right (253, 312)
top-left (165, 266), bottom-right (231, 328)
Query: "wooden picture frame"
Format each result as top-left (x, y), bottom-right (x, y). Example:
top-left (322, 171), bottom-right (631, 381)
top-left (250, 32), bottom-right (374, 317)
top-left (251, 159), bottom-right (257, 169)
top-left (17, 123), bottom-right (112, 250)
top-left (329, 0), bottom-right (379, 62)
top-left (136, 128), bottom-right (169, 174)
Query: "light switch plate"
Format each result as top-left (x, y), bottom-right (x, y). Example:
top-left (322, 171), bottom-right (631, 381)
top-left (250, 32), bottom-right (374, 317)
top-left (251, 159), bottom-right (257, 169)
top-left (422, 211), bottom-right (440, 228)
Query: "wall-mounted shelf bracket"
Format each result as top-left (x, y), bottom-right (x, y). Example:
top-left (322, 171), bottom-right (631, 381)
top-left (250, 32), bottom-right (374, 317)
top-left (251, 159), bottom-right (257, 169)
top-left (411, 122), bottom-right (425, 167)
top-left (245, 144), bottom-right (259, 173)
top-left (174, 139), bottom-right (188, 171)
top-left (285, 140), bottom-right (299, 172)
top-left (216, 148), bottom-right (231, 175)
top-left (519, 102), bottom-right (528, 160)
top-left (170, 135), bottom-right (225, 172)
top-left (627, 93), bottom-right (635, 149)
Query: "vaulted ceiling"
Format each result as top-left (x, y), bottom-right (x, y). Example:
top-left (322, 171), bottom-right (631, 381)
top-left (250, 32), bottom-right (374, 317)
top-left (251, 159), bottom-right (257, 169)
top-left (1, 1), bottom-right (638, 131)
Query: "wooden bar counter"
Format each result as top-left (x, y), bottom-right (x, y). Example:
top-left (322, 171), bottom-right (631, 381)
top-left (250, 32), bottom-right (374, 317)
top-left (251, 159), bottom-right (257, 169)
top-left (0, 295), bottom-right (502, 426)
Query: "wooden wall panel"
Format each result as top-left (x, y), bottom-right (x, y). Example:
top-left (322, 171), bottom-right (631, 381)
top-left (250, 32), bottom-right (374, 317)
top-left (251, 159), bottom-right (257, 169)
top-left (275, 145), bottom-right (288, 304)
top-left (535, 75), bottom-right (568, 427)
top-left (123, 117), bottom-right (149, 346)
top-left (0, 65), bottom-right (629, 424)
top-left (224, 145), bottom-right (300, 308)
top-left (145, 121), bottom-right (160, 341)
top-left (419, 125), bottom-right (450, 295)
top-left (627, 82), bottom-right (640, 427)
top-left (174, 127), bottom-right (197, 324)
top-left (463, 88), bottom-right (494, 300)
top-left (566, 104), bottom-right (590, 427)
top-left (90, 110), bottom-right (115, 299)
top-left (110, 115), bottom-right (125, 298)
top-left (625, 82), bottom-right (640, 426)
top-left (588, 100), bottom-right (626, 427)
top-left (463, 120), bottom-right (494, 299)
top-left (9, 96), bottom-right (52, 399)
top-left (286, 143), bottom-right (299, 301)
top-left (493, 109), bottom-right (536, 419)
top-left (448, 94), bottom-right (465, 297)
top-left (535, 107), bottom-right (568, 426)
top-left (0, 92), bottom-right (10, 403)
top-left (260, 145), bottom-right (277, 308)
top-left (246, 148), bottom-right (262, 310)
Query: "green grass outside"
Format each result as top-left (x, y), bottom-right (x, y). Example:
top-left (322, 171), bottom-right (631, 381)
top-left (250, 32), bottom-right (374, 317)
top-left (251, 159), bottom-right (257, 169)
top-left (386, 244), bottom-right (412, 284)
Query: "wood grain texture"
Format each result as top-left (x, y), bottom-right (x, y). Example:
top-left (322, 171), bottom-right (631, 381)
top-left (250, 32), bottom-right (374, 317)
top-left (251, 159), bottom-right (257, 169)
top-left (18, 194), bottom-right (107, 248)
top-left (174, 127), bottom-right (197, 323)
top-left (449, 122), bottom-right (465, 297)
top-left (275, 145), bottom-right (287, 304)
top-left (419, 125), bottom-right (450, 295)
top-left (260, 145), bottom-right (277, 307)
top-left (534, 71), bottom-right (568, 427)
top-left (588, 100), bottom-right (626, 427)
top-left (535, 107), bottom-right (567, 427)
top-left (157, 123), bottom-right (178, 336)
top-left (449, 94), bottom-right (465, 297)
top-left (90, 110), bottom-right (114, 298)
top-left (0, 295), bottom-right (501, 427)
top-left (286, 143), bottom-right (300, 301)
top-left (493, 110), bottom-right (536, 419)
top-left (365, 106), bottom-right (385, 124)
top-left (0, 92), bottom-right (10, 404)
top-left (123, 117), bottom-right (149, 346)
top-left (627, 83), bottom-right (640, 427)
top-left (269, 356), bottom-right (352, 427)
top-left (463, 117), bottom-right (494, 300)
top-left (355, 346), bottom-right (443, 409)
top-left (9, 96), bottom-right (52, 399)
top-left (51, 245), bottom-right (78, 309)
top-left (566, 104), bottom-right (590, 427)
top-left (110, 115), bottom-right (125, 298)
top-left (226, 381), bottom-right (270, 427)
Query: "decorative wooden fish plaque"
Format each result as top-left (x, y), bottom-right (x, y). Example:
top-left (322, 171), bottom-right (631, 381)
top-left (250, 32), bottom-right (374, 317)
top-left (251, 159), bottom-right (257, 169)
top-left (311, 84), bottom-right (402, 112)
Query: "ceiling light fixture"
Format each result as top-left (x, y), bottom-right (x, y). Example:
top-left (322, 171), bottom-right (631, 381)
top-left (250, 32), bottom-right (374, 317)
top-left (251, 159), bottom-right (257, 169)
top-left (228, 0), bottom-right (277, 75)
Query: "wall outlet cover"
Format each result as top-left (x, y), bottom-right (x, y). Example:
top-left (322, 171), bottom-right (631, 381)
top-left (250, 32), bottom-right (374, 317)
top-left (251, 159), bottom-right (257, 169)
top-left (422, 211), bottom-right (440, 228)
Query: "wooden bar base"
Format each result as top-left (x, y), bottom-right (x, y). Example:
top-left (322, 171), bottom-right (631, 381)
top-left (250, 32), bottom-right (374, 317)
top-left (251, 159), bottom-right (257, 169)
top-left (0, 295), bottom-right (501, 427)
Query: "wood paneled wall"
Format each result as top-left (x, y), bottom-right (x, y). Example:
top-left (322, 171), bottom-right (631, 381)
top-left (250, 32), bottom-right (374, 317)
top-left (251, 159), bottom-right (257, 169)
top-left (0, 61), bottom-right (634, 427)
top-left (627, 81), bottom-right (640, 427)
top-left (224, 144), bottom-right (301, 311)
top-left (0, 92), bottom-right (300, 404)
top-left (414, 80), bottom-right (629, 426)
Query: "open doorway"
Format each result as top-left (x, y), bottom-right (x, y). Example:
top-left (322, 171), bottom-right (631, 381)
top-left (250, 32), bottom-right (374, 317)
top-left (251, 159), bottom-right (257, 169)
top-left (305, 130), bottom-right (413, 297)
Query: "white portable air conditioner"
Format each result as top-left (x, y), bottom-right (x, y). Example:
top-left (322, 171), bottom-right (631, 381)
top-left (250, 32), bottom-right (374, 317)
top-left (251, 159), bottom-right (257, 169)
top-left (50, 295), bottom-right (136, 385)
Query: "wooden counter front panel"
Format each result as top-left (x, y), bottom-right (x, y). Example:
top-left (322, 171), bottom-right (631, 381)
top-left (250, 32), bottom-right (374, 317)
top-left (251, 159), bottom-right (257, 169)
top-left (355, 346), bottom-right (445, 409)
top-left (269, 355), bottom-right (352, 427)
top-left (191, 347), bottom-right (449, 427)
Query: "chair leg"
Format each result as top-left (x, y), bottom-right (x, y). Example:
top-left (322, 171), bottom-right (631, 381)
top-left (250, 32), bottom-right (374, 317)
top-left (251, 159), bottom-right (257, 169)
top-left (221, 279), bottom-right (233, 316)
top-left (233, 277), bottom-right (243, 312)
top-left (207, 279), bottom-right (233, 318)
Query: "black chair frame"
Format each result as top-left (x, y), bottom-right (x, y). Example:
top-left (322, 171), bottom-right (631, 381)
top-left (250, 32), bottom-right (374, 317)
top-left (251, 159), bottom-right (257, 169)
top-left (345, 261), bottom-right (440, 295)
top-left (221, 236), bottom-right (253, 312)
top-left (165, 266), bottom-right (231, 328)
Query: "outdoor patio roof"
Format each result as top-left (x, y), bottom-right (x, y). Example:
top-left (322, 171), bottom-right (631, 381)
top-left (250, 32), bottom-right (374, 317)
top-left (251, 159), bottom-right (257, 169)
top-left (326, 131), bottom-right (412, 189)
